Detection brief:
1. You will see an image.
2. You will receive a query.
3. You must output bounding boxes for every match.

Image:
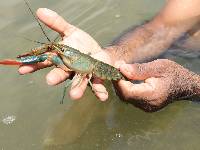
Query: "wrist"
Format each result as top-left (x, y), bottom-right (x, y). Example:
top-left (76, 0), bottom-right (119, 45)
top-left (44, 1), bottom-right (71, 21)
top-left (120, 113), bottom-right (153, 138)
top-left (170, 67), bottom-right (200, 100)
top-left (103, 46), bottom-right (126, 65)
top-left (91, 49), bottom-right (114, 66)
top-left (189, 73), bottom-right (200, 96)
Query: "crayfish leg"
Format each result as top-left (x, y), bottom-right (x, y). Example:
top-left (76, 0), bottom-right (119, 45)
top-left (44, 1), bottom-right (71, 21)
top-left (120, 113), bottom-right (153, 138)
top-left (60, 73), bottom-right (85, 104)
top-left (60, 79), bottom-right (73, 104)
top-left (71, 73), bottom-right (86, 89)
top-left (87, 74), bottom-right (107, 95)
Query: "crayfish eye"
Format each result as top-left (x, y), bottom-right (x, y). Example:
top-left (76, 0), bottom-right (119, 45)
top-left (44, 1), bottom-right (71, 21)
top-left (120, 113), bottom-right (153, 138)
top-left (57, 45), bottom-right (65, 52)
top-left (61, 47), bottom-right (65, 52)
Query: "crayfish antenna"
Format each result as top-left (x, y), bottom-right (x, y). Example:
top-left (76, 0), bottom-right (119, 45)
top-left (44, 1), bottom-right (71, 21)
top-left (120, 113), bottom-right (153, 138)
top-left (23, 0), bottom-right (51, 42)
top-left (0, 59), bottom-right (22, 65)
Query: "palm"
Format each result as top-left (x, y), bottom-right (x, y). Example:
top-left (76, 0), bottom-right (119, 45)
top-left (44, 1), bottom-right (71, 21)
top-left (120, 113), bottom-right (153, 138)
top-left (62, 28), bottom-right (102, 55)
top-left (18, 8), bottom-right (109, 101)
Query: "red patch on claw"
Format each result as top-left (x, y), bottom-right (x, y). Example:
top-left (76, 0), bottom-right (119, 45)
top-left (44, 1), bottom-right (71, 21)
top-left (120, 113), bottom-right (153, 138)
top-left (0, 59), bottom-right (22, 65)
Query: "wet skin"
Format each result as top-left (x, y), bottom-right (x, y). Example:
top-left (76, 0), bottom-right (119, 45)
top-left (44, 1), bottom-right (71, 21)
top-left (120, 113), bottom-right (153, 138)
top-left (18, 0), bottom-right (200, 111)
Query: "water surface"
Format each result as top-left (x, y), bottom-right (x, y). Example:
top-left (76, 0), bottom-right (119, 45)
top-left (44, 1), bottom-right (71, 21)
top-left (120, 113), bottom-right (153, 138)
top-left (0, 0), bottom-right (199, 150)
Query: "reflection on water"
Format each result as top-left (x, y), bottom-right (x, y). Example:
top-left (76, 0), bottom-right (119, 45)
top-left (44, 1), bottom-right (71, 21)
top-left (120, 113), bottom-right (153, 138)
top-left (43, 89), bottom-right (99, 147)
top-left (2, 115), bottom-right (16, 125)
top-left (0, 0), bottom-right (200, 150)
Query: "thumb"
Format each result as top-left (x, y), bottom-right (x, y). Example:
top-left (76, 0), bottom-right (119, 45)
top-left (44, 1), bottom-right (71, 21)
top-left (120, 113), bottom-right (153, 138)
top-left (119, 62), bottom-right (162, 80)
top-left (37, 8), bottom-right (75, 36)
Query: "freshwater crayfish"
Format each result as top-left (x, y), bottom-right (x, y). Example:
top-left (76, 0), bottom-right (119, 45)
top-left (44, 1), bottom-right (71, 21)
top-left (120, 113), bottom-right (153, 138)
top-left (0, 42), bottom-right (126, 103)
top-left (0, 0), bottom-right (126, 103)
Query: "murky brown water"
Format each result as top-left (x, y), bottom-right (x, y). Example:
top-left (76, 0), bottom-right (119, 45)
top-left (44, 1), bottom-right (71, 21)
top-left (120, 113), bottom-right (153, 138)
top-left (0, 0), bottom-right (199, 150)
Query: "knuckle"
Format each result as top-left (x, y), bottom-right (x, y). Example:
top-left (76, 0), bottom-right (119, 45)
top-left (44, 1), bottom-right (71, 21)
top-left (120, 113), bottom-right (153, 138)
top-left (134, 63), bottom-right (144, 73)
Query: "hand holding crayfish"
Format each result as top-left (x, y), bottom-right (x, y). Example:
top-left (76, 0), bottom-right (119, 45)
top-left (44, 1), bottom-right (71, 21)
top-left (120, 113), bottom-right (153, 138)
top-left (18, 8), bottom-right (114, 101)
top-left (116, 60), bottom-right (200, 112)
top-left (1, 0), bottom-right (200, 111)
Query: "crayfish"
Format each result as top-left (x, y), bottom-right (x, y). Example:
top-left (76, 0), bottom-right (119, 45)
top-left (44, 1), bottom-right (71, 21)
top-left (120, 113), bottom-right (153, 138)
top-left (0, 43), bottom-right (126, 103)
top-left (0, 0), bottom-right (126, 103)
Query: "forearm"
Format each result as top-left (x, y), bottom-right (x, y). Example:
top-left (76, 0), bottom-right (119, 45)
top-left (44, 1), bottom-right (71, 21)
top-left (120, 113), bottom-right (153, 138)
top-left (178, 71), bottom-right (200, 99)
top-left (169, 67), bottom-right (200, 100)
top-left (105, 22), bottom-right (185, 63)
top-left (190, 73), bottom-right (200, 96)
top-left (105, 0), bottom-right (200, 64)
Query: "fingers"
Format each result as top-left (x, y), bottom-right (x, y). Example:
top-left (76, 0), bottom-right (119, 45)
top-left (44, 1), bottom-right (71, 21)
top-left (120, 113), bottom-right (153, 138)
top-left (119, 61), bottom-right (163, 80)
top-left (92, 78), bottom-right (108, 101)
top-left (46, 68), bottom-right (71, 85)
top-left (36, 8), bottom-right (76, 36)
top-left (69, 77), bottom-right (108, 101)
top-left (69, 77), bottom-right (88, 100)
top-left (117, 80), bottom-right (154, 100)
top-left (18, 60), bottom-right (52, 74)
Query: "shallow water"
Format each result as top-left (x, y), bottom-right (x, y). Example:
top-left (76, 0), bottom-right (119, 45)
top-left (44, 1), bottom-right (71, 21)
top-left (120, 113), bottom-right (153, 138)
top-left (0, 0), bottom-right (199, 150)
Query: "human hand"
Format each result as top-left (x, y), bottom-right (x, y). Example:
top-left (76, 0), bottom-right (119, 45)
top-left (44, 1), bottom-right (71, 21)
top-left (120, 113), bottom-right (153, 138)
top-left (116, 59), bottom-right (200, 112)
top-left (18, 8), bottom-right (112, 101)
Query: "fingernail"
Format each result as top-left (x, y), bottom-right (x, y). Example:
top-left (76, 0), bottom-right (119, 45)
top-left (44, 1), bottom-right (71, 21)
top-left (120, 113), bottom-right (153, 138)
top-left (46, 73), bottom-right (59, 85)
top-left (69, 89), bottom-right (82, 100)
top-left (38, 8), bottom-right (57, 17)
top-left (98, 93), bottom-right (108, 101)
top-left (120, 64), bottom-right (133, 75)
top-left (114, 60), bottom-right (126, 68)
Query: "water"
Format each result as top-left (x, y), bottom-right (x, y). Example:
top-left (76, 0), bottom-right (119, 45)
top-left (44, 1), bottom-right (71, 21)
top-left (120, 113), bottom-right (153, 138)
top-left (0, 0), bottom-right (199, 150)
